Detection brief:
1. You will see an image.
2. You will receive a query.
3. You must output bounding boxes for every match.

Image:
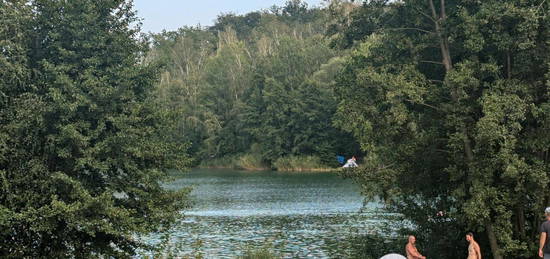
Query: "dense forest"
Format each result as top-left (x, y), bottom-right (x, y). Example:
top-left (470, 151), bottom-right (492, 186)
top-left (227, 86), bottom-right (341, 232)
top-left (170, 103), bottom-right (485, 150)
top-left (1, 0), bottom-right (549, 258)
top-left (0, 0), bottom-right (190, 257)
top-left (146, 0), bottom-right (361, 171)
top-left (148, 0), bottom-right (550, 258)
top-left (332, 0), bottom-right (550, 258)
top-left (147, 0), bottom-right (550, 256)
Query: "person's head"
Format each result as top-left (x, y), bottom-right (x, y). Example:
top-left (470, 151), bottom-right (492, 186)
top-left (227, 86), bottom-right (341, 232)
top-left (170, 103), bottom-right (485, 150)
top-left (545, 207), bottom-right (550, 219)
top-left (466, 232), bottom-right (474, 242)
top-left (408, 235), bottom-right (416, 244)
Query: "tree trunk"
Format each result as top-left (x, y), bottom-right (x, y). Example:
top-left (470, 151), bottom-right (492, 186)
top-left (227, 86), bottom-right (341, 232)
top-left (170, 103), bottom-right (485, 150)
top-left (428, 0), bottom-right (475, 165)
top-left (486, 221), bottom-right (503, 259)
top-left (429, 2), bottom-right (504, 257)
top-left (516, 206), bottom-right (526, 239)
top-left (506, 51), bottom-right (512, 79)
top-left (428, 0), bottom-right (453, 71)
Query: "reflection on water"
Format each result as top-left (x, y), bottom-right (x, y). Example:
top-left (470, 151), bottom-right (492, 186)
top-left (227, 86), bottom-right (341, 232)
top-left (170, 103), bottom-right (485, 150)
top-left (143, 169), bottom-right (384, 258)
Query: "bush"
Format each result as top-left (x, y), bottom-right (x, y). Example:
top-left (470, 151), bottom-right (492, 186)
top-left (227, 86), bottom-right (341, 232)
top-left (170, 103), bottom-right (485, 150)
top-left (200, 154), bottom-right (332, 172)
top-left (273, 155), bottom-right (327, 171)
top-left (199, 153), bottom-right (267, 170)
top-left (237, 153), bottom-right (266, 170)
top-left (239, 247), bottom-right (279, 259)
top-left (199, 155), bottom-right (239, 169)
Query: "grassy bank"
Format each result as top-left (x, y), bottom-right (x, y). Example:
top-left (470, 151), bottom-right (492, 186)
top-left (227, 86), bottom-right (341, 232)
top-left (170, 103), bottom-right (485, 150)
top-left (272, 155), bottom-right (333, 172)
top-left (199, 154), bottom-right (336, 172)
top-left (199, 153), bottom-right (269, 171)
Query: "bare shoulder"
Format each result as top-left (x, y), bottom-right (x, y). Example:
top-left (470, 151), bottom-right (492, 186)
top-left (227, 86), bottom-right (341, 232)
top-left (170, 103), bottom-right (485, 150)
top-left (474, 241), bottom-right (481, 250)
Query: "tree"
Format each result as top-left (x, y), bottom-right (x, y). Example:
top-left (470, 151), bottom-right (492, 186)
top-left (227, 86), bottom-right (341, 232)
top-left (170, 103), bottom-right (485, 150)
top-left (147, 27), bottom-right (216, 159)
top-left (0, 0), bottom-right (191, 257)
top-left (147, 5), bottom-right (359, 168)
top-left (199, 28), bottom-right (254, 157)
top-left (244, 35), bottom-right (349, 165)
top-left (334, 0), bottom-right (550, 258)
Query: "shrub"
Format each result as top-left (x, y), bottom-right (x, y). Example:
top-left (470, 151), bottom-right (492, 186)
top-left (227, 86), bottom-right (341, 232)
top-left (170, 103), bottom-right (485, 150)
top-left (237, 153), bottom-right (266, 170)
top-left (239, 247), bottom-right (279, 259)
top-left (273, 155), bottom-right (325, 171)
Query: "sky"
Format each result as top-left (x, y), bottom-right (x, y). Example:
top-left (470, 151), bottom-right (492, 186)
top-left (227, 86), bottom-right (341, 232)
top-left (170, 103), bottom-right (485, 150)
top-left (133, 0), bottom-right (324, 33)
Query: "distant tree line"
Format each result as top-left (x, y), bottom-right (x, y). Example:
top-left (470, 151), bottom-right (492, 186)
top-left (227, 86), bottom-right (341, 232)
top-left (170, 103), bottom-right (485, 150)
top-left (147, 0), bottom-right (361, 169)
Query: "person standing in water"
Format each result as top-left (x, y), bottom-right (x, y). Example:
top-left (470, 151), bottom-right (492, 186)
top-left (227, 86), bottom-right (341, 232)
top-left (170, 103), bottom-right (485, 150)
top-left (405, 235), bottom-right (426, 259)
top-left (466, 232), bottom-right (481, 259)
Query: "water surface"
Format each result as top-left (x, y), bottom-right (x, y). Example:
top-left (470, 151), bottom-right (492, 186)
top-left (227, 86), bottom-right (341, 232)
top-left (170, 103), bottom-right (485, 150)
top-left (146, 168), bottom-right (383, 258)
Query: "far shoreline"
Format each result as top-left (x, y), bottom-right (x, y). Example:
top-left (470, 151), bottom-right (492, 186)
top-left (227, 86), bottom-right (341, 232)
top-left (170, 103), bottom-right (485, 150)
top-left (196, 165), bottom-right (339, 173)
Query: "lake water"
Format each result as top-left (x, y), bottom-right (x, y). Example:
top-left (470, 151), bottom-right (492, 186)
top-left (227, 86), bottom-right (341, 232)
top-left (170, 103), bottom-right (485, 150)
top-left (143, 168), bottom-right (385, 258)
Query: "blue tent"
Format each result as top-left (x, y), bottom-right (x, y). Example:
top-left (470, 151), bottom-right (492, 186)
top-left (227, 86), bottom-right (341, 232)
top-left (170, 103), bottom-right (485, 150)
top-left (336, 155), bottom-right (345, 165)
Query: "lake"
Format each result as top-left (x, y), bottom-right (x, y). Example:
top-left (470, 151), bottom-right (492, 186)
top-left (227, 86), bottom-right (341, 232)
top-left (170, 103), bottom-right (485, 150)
top-left (143, 168), bottom-right (385, 258)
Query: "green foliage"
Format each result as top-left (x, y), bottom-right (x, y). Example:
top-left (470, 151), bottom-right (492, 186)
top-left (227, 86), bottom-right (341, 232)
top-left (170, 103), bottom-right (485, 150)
top-left (334, 0), bottom-right (550, 258)
top-left (0, 0), bottom-right (191, 257)
top-left (148, 1), bottom-right (361, 169)
top-left (199, 155), bottom-right (240, 169)
top-left (238, 245), bottom-right (280, 259)
top-left (199, 153), bottom-right (267, 171)
top-left (239, 248), bottom-right (279, 259)
top-left (273, 155), bottom-right (325, 171)
top-left (237, 153), bottom-right (266, 170)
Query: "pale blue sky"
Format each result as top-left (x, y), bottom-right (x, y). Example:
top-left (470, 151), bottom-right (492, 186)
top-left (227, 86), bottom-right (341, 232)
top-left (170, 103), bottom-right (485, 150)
top-left (133, 0), bottom-right (324, 33)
